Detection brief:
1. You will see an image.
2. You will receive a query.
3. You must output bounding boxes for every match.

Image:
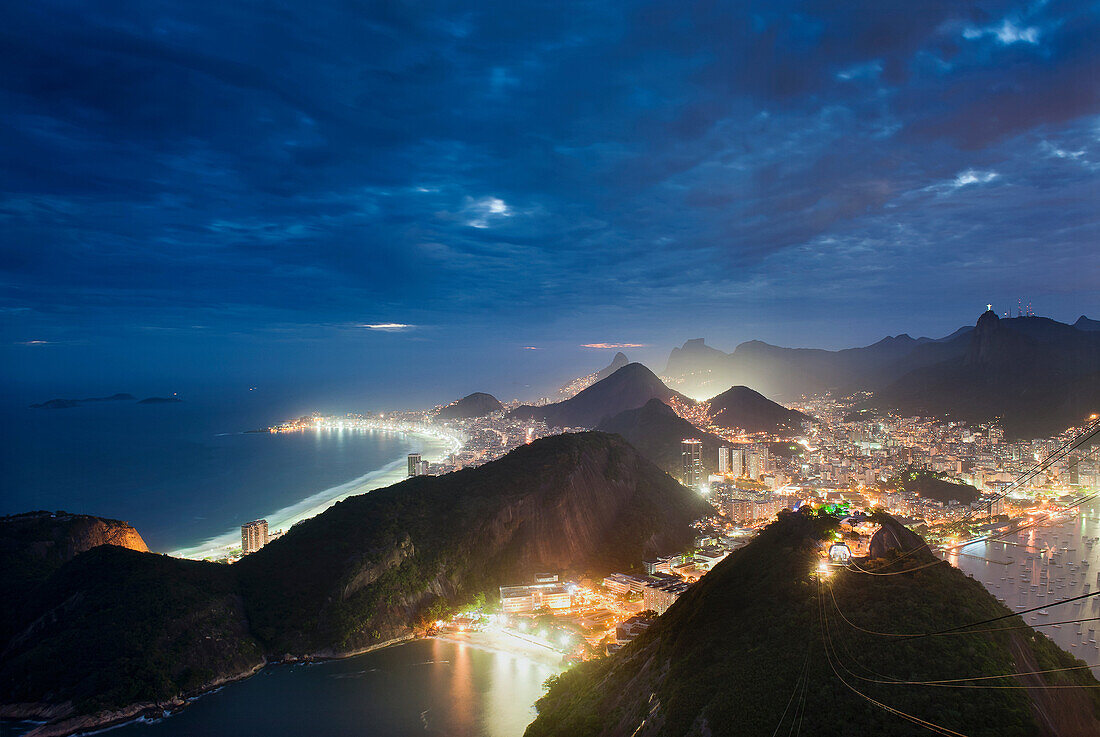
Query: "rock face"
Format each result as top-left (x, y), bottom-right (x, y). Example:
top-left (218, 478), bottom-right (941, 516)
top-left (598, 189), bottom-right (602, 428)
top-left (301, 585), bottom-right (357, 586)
top-left (594, 352), bottom-right (631, 382)
top-left (511, 363), bottom-right (693, 428)
top-left (526, 512), bottom-right (1100, 737)
top-left (866, 513), bottom-right (930, 558)
top-left (704, 385), bottom-right (808, 434)
top-left (436, 392), bottom-right (504, 420)
top-left (878, 313), bottom-right (1100, 437)
top-left (662, 313), bottom-right (1100, 437)
top-left (1, 433), bottom-right (711, 733)
top-left (0, 511), bottom-right (148, 564)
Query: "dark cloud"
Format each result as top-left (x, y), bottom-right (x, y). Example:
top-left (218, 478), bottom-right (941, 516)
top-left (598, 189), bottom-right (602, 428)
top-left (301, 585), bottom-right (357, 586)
top-left (1, 0), bottom-right (1098, 391)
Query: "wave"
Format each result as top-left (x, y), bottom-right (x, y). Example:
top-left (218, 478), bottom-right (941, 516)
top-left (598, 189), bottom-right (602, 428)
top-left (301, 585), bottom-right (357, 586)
top-left (170, 432), bottom-right (456, 560)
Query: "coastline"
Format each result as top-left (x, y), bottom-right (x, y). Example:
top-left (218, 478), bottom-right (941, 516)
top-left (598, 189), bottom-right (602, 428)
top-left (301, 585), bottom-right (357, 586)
top-left (6, 631), bottom-right (564, 737)
top-left (170, 429), bottom-right (458, 560)
top-left (434, 630), bottom-right (568, 672)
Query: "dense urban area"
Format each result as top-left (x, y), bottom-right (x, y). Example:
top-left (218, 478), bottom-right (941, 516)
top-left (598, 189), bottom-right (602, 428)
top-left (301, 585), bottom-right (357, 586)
top-left (240, 373), bottom-right (1100, 664)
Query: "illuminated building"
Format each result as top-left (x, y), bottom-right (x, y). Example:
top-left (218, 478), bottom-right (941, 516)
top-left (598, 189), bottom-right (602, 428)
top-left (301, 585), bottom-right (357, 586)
top-left (642, 578), bottom-right (691, 615)
top-left (241, 519), bottom-right (268, 555)
top-left (603, 573), bottom-right (649, 597)
top-left (682, 439), bottom-right (703, 488)
top-left (407, 453), bottom-right (429, 476)
top-left (499, 582), bottom-right (571, 613)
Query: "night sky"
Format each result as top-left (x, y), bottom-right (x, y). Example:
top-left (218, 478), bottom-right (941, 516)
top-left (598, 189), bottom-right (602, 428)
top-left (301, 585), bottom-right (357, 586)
top-left (2, 1), bottom-right (1099, 405)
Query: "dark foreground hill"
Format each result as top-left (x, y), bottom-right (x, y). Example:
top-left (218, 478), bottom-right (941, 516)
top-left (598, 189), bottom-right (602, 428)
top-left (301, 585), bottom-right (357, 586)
top-left (512, 363), bottom-right (693, 428)
top-left (704, 385), bottom-right (808, 434)
top-left (526, 511), bottom-right (1100, 737)
top-left (436, 391), bottom-right (504, 420)
top-left (0, 432), bottom-right (709, 736)
top-left (597, 399), bottom-right (726, 477)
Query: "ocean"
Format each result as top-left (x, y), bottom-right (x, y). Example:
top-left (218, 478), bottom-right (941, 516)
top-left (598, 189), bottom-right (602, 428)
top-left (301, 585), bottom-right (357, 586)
top-left (0, 393), bottom-right (450, 554)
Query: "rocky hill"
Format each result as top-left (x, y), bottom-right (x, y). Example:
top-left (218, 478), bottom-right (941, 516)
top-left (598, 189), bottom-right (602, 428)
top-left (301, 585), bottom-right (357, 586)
top-left (664, 334), bottom-right (943, 400)
top-left (704, 385), bottom-right (809, 434)
top-left (526, 510), bottom-right (1100, 737)
top-left (596, 399), bottom-right (726, 477)
top-left (875, 311), bottom-right (1100, 437)
top-left (663, 312), bottom-right (1100, 437)
top-left (237, 431), bottom-right (710, 655)
top-left (0, 432), bottom-right (710, 735)
top-left (595, 352), bottom-right (631, 382)
top-left (435, 391), bottom-right (504, 420)
top-left (512, 363), bottom-right (693, 428)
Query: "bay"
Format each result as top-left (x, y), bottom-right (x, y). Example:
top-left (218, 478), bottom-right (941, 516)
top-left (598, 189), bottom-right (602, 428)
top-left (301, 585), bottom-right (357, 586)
top-left (109, 638), bottom-right (559, 737)
top-left (0, 394), bottom-right (439, 553)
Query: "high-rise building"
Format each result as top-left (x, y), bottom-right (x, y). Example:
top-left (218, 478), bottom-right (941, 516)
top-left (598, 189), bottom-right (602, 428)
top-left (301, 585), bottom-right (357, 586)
top-left (682, 439), bottom-right (703, 488)
top-left (729, 447), bottom-right (744, 477)
top-left (241, 519), bottom-right (268, 555)
top-left (718, 446), bottom-right (731, 474)
top-left (747, 451), bottom-right (762, 480)
top-left (408, 453), bottom-right (422, 476)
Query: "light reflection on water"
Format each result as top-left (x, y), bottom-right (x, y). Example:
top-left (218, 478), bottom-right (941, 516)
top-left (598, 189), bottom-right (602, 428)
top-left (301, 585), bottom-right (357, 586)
top-left (952, 498), bottom-right (1100, 678)
top-left (105, 638), bottom-right (559, 737)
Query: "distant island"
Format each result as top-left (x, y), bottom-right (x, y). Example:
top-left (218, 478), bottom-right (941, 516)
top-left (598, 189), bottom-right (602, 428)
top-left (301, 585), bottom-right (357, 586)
top-left (29, 393), bottom-right (135, 409)
top-left (137, 396), bottom-right (182, 404)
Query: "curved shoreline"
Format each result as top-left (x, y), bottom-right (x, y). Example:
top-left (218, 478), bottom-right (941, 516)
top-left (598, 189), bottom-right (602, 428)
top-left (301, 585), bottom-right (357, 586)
top-left (7, 631), bottom-right (561, 737)
top-left (170, 429), bottom-right (460, 560)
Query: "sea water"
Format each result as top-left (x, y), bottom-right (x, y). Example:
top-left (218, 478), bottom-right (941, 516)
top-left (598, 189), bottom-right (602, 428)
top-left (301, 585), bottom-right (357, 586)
top-left (0, 393), bottom-right (446, 553)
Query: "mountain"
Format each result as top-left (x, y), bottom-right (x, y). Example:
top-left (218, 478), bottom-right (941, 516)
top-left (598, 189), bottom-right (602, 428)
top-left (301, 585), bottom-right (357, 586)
top-left (558, 352), bottom-right (632, 398)
top-left (875, 311), bottom-right (1100, 437)
top-left (1, 432), bottom-right (710, 735)
top-left (595, 351), bottom-right (630, 381)
top-left (596, 398), bottom-right (726, 477)
top-left (0, 512), bottom-right (149, 645)
top-left (436, 392), bottom-right (504, 420)
top-left (664, 313), bottom-right (1100, 437)
top-left (1074, 315), bottom-right (1100, 332)
top-left (664, 334), bottom-right (947, 401)
top-left (705, 385), bottom-right (809, 434)
top-left (526, 511), bottom-right (1100, 737)
top-left (513, 363), bottom-right (693, 428)
top-left (663, 339), bottom-right (729, 396)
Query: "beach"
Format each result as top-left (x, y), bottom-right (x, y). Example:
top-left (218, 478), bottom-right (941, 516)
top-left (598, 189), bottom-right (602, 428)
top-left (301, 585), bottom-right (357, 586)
top-left (171, 430), bottom-right (458, 560)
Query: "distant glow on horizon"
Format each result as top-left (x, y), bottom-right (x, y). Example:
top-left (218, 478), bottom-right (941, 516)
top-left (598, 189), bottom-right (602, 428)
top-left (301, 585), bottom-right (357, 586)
top-left (580, 342), bottom-right (646, 349)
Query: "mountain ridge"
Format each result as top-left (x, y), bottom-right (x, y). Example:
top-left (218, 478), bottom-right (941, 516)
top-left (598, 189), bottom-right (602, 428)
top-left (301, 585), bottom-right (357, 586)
top-left (0, 432), bottom-right (710, 736)
top-left (526, 511), bottom-right (1100, 737)
top-left (513, 363), bottom-right (692, 428)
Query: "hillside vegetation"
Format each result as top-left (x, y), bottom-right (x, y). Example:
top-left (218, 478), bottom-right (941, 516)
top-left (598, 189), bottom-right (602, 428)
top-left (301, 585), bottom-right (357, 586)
top-left (526, 511), bottom-right (1100, 737)
top-left (0, 432), bottom-right (709, 732)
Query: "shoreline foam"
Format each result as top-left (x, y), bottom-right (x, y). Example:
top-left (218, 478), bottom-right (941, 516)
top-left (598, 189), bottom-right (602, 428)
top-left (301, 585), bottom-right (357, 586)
top-left (170, 430), bottom-right (458, 560)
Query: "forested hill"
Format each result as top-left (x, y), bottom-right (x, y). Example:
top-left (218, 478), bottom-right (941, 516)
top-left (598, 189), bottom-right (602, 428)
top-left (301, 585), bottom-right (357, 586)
top-left (526, 511), bottom-right (1100, 737)
top-left (0, 432), bottom-right (709, 736)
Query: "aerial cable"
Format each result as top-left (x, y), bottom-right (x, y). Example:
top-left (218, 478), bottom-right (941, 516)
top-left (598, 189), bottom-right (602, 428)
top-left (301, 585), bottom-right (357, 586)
top-left (816, 579), bottom-right (970, 737)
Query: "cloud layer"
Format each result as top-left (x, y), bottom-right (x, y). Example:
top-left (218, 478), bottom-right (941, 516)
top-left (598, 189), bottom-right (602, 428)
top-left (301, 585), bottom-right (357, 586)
top-left (1, 0), bottom-right (1098, 389)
